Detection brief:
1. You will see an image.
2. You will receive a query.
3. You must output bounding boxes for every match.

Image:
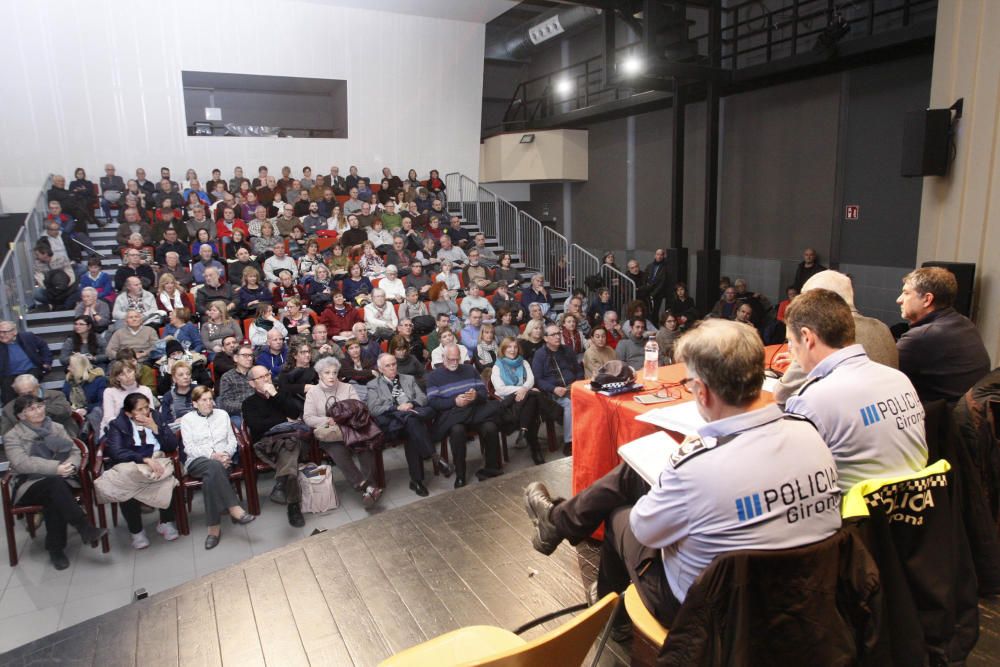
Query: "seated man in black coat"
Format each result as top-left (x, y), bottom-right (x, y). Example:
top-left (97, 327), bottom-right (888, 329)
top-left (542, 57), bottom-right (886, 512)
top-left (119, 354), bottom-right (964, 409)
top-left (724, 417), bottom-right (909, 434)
top-left (241, 366), bottom-right (308, 527)
top-left (425, 344), bottom-right (503, 488)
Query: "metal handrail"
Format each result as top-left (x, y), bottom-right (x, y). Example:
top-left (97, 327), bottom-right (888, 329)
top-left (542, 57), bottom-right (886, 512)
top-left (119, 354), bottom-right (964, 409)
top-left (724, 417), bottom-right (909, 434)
top-left (444, 172), bottom-right (636, 303)
top-left (0, 176), bottom-right (53, 326)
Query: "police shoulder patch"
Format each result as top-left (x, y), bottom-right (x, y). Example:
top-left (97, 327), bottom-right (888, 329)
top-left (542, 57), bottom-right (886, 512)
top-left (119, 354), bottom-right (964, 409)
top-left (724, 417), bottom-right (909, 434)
top-left (670, 435), bottom-right (709, 469)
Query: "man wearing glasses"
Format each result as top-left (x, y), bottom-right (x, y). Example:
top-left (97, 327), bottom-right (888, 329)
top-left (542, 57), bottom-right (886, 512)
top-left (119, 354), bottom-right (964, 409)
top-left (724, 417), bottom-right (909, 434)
top-left (0, 321), bottom-right (51, 405)
top-left (217, 344), bottom-right (256, 427)
top-left (524, 320), bottom-right (842, 631)
top-left (531, 325), bottom-right (583, 455)
top-left (242, 365), bottom-right (309, 527)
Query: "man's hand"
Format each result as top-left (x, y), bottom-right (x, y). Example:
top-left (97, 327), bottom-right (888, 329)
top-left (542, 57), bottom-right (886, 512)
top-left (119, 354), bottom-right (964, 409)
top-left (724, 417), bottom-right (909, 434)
top-left (554, 386), bottom-right (568, 398)
top-left (397, 402), bottom-right (414, 412)
top-left (263, 383), bottom-right (278, 398)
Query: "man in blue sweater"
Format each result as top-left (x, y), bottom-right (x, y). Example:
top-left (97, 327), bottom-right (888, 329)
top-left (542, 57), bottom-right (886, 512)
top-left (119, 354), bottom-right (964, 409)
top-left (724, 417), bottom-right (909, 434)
top-left (0, 323), bottom-right (52, 405)
top-left (425, 344), bottom-right (503, 488)
top-left (532, 324), bottom-right (584, 455)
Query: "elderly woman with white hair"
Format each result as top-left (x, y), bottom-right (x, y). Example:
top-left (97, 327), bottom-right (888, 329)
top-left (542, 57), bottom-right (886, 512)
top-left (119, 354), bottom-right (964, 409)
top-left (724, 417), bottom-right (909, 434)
top-left (302, 356), bottom-right (383, 508)
top-left (379, 265), bottom-right (406, 303)
top-left (1, 373), bottom-right (79, 438)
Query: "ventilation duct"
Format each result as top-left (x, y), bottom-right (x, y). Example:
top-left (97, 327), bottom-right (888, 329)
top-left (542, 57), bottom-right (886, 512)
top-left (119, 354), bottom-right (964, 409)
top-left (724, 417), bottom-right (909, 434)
top-left (486, 6), bottom-right (601, 61)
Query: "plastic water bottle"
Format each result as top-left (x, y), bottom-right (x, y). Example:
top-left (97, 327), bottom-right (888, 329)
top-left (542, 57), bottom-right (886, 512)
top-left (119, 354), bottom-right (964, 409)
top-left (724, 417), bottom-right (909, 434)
top-left (643, 334), bottom-right (659, 382)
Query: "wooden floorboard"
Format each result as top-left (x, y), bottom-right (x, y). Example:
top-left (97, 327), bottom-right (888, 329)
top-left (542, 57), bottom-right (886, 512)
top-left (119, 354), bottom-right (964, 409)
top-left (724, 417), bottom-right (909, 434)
top-left (4, 456), bottom-right (1000, 667)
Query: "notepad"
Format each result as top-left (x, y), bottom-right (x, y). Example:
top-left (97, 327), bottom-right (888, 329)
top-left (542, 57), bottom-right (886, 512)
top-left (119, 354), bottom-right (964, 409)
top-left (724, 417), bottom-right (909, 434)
top-left (618, 431), bottom-right (679, 485)
top-left (634, 400), bottom-right (706, 437)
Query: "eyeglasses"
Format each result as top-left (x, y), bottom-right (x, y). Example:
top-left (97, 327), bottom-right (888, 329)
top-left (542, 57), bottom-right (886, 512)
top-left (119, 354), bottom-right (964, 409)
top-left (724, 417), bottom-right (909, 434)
top-left (249, 371), bottom-right (272, 381)
top-left (653, 378), bottom-right (695, 400)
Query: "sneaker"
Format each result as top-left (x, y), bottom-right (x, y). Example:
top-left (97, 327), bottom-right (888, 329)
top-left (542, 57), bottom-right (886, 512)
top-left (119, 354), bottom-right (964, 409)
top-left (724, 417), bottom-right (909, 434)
top-left (131, 531), bottom-right (151, 550)
top-left (156, 522), bottom-right (179, 541)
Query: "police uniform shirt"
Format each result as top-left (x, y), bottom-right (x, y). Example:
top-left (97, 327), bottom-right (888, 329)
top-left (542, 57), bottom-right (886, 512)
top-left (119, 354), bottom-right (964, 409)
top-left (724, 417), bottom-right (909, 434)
top-left (785, 344), bottom-right (928, 493)
top-left (629, 404), bottom-right (842, 603)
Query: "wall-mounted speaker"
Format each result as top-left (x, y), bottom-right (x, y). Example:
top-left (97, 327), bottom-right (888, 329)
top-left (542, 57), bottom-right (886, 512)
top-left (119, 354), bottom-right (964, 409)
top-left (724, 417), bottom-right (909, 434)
top-left (901, 109), bottom-right (951, 177)
top-left (920, 261), bottom-right (976, 317)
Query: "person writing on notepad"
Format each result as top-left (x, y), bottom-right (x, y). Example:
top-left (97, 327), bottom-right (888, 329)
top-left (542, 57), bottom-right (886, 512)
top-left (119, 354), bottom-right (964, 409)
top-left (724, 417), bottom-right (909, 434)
top-left (523, 319), bottom-right (841, 630)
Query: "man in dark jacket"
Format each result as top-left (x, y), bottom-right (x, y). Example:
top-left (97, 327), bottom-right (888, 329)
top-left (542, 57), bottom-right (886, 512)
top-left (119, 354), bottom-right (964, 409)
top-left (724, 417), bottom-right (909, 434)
top-left (896, 267), bottom-right (991, 403)
top-left (242, 365), bottom-right (308, 527)
top-left (0, 323), bottom-right (52, 404)
top-left (532, 324), bottom-right (583, 453)
top-left (425, 344), bottom-right (502, 488)
top-left (640, 248), bottom-right (670, 319)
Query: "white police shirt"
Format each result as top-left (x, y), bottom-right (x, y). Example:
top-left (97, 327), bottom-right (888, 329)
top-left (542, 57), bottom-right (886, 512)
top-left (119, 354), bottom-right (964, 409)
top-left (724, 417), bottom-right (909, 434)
top-left (785, 344), bottom-right (928, 493)
top-left (630, 404), bottom-right (842, 603)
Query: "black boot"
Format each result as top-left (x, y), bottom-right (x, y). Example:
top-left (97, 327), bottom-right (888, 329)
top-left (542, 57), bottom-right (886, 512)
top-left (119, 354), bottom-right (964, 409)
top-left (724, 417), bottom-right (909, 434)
top-left (287, 503), bottom-right (305, 527)
top-left (523, 482), bottom-right (564, 555)
top-left (528, 433), bottom-right (545, 465)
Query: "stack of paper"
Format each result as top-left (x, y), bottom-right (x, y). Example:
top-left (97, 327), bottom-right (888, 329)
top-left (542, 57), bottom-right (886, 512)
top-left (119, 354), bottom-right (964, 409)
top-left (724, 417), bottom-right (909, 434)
top-left (618, 431), bottom-right (679, 485)
top-left (635, 400), bottom-right (706, 436)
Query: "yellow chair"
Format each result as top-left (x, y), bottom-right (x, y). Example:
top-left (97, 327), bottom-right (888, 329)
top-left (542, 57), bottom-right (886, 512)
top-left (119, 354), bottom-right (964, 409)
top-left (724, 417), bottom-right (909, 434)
top-left (623, 584), bottom-right (668, 648)
top-left (379, 592), bottom-right (619, 667)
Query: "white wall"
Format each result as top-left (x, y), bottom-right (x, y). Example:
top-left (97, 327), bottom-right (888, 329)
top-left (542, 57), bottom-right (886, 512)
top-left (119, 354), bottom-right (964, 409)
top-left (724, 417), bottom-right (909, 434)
top-left (0, 0), bottom-right (486, 211)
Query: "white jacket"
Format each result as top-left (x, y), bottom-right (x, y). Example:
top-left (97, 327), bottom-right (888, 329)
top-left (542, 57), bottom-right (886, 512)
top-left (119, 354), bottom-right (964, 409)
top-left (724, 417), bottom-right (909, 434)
top-left (179, 408), bottom-right (238, 460)
top-left (364, 301), bottom-right (398, 332)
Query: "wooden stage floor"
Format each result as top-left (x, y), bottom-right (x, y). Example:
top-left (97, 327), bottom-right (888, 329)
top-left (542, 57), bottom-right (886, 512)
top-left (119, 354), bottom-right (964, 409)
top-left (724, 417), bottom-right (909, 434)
top-left (3, 455), bottom-right (1000, 666)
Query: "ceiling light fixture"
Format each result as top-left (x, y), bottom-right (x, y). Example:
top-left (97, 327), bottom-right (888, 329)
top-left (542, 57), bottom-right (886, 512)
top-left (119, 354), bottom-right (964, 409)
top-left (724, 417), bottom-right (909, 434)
top-left (621, 55), bottom-right (644, 76)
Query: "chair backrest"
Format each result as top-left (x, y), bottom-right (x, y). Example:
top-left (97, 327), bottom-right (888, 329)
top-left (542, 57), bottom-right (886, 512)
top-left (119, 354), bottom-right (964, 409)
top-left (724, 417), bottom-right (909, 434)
top-left (477, 592), bottom-right (619, 666)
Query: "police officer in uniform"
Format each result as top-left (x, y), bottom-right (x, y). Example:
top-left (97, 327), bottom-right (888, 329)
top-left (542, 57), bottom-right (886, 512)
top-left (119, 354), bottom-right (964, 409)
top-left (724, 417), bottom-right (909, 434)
top-left (524, 319), bottom-right (842, 627)
top-left (784, 289), bottom-right (928, 493)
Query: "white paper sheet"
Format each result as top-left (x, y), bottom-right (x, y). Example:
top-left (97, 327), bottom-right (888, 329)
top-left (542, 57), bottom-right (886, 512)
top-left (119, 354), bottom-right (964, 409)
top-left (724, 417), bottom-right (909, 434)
top-left (617, 431), bottom-right (679, 485)
top-left (634, 400), bottom-right (706, 436)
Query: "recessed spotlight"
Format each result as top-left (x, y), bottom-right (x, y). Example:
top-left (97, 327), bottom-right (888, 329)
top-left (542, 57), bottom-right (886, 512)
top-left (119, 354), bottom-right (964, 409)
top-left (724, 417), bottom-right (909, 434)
top-left (555, 78), bottom-right (573, 96)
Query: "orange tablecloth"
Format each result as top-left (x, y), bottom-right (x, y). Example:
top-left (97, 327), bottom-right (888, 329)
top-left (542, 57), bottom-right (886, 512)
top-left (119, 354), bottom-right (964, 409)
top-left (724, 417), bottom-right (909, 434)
top-left (571, 346), bottom-right (782, 537)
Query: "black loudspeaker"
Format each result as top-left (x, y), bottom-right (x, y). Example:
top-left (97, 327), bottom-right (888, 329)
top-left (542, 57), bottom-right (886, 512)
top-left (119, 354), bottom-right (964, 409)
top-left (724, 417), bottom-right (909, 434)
top-left (901, 109), bottom-right (951, 177)
top-left (921, 261), bottom-right (976, 317)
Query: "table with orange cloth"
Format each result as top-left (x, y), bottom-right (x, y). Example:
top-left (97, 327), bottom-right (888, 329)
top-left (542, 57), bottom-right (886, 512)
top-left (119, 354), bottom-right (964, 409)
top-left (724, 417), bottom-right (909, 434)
top-left (570, 345), bottom-right (784, 538)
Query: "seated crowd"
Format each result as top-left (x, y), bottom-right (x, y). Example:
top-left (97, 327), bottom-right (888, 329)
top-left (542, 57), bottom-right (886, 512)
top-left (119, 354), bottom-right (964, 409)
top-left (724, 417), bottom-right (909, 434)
top-left (3, 160), bottom-right (994, 614)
